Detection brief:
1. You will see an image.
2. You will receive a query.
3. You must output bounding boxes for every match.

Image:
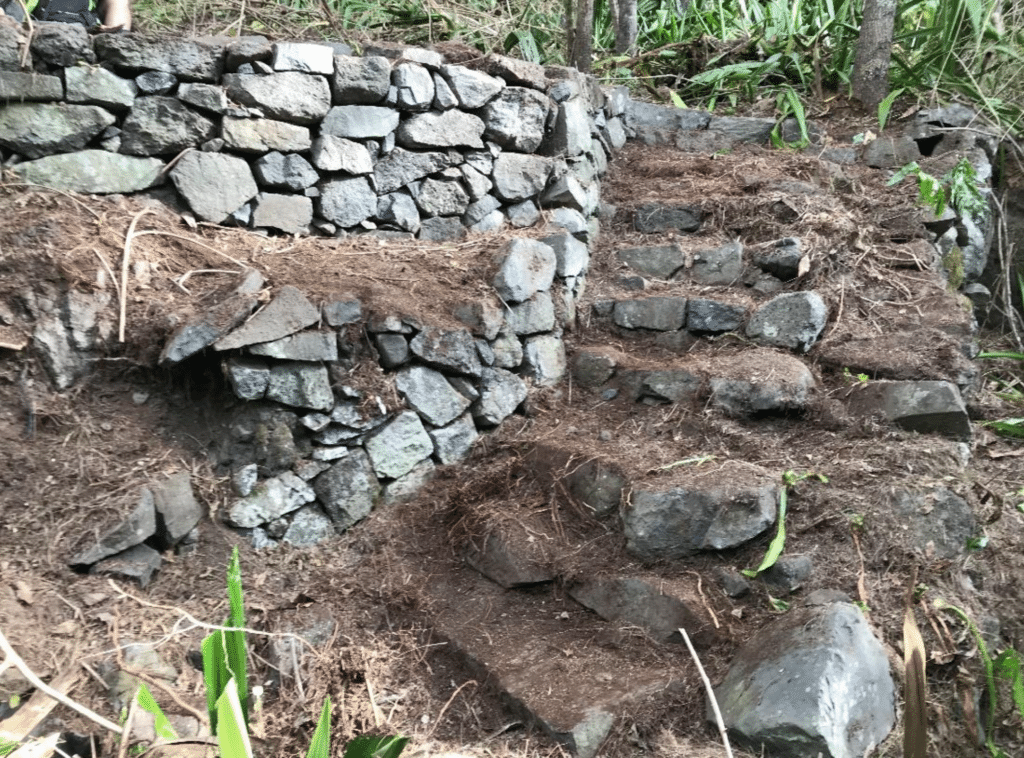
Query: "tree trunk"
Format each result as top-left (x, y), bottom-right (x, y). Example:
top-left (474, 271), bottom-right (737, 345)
top-left (567, 0), bottom-right (594, 73)
top-left (852, 0), bottom-right (898, 110)
top-left (610, 0), bottom-right (638, 55)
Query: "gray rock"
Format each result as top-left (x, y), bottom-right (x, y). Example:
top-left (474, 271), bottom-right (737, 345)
top-left (493, 238), bottom-right (557, 303)
top-left (170, 151), bottom-right (258, 224)
top-left (541, 174), bottom-right (591, 214)
top-left (232, 464), bottom-right (259, 496)
top-left (760, 554), bottom-right (813, 593)
top-left (281, 506), bottom-right (334, 546)
top-left (313, 450), bottom-right (380, 530)
top-left (714, 600), bottom-right (895, 758)
top-left (252, 193), bottom-right (313, 234)
top-left (396, 366), bottom-right (472, 427)
top-left (565, 458), bottom-right (625, 516)
top-left (522, 334), bottom-right (566, 386)
top-left (373, 147), bottom-right (453, 194)
top-left (465, 531), bottom-right (555, 588)
top-left (91, 544), bottom-right (162, 588)
top-left (625, 101), bottom-right (712, 145)
top-left (623, 476), bottom-right (778, 559)
top-left (216, 285), bottom-right (319, 350)
top-left (707, 115), bottom-right (774, 143)
top-left (847, 380), bottom-right (971, 439)
top-left (249, 331), bottom-right (338, 361)
top-left (265, 363), bottom-right (334, 411)
top-left (30, 22), bottom-right (94, 68)
top-left (613, 297), bottom-right (687, 331)
top-left (687, 299), bottom-right (746, 333)
top-left (226, 472), bottom-right (316, 528)
top-left (490, 153), bottom-right (553, 202)
top-left (32, 313), bottom-right (82, 390)
top-left (322, 294), bottom-right (362, 326)
top-left (469, 210), bottom-right (505, 233)
top-left (377, 191), bottom-right (421, 232)
top-left (120, 96), bottom-right (216, 156)
top-left (686, 241), bottom-right (744, 285)
top-left (318, 176), bottom-right (377, 228)
top-left (440, 64), bottom-right (504, 108)
top-left (506, 291), bottom-right (556, 335)
top-left (620, 368), bottom-right (701, 404)
top-left (365, 411), bottom-right (434, 479)
top-left (633, 203), bottom-right (702, 234)
top-left (64, 67), bottom-right (136, 110)
top-left (571, 350), bottom-right (616, 388)
top-left (70, 490), bottom-right (157, 567)
top-left (253, 152), bottom-right (319, 191)
top-left (65, 290), bottom-right (111, 351)
top-left (713, 567), bottom-right (751, 598)
top-left (397, 110), bottom-right (485, 149)
top-left (454, 300), bottom-right (504, 341)
top-left (177, 82), bottom-right (228, 114)
top-left (753, 238), bottom-right (803, 280)
top-left (482, 87), bottom-right (550, 152)
top-left (491, 330), bottom-right (523, 369)
top-left (544, 97), bottom-right (590, 157)
top-left (223, 72), bottom-right (330, 124)
top-left (416, 177), bottom-right (471, 216)
top-left (419, 216), bottom-right (468, 241)
top-left (94, 35), bottom-right (224, 81)
top-left (460, 164), bottom-right (493, 200)
top-left (332, 56), bottom-right (391, 104)
top-left (892, 488), bottom-right (976, 559)
top-left (0, 103), bottom-right (115, 158)
top-left (568, 576), bottom-right (711, 645)
top-left (709, 360), bottom-right (815, 416)
top-left (410, 326), bottom-right (483, 377)
top-left (134, 71), bottom-right (177, 95)
top-left (429, 413), bottom-right (479, 464)
top-left (864, 135), bottom-right (921, 168)
top-left (12, 151), bottom-right (164, 194)
top-left (160, 293), bottom-right (256, 365)
top-left (603, 117), bottom-right (627, 149)
top-left (506, 199), bottom-right (541, 228)
top-left (393, 62), bottom-right (434, 111)
top-left (616, 245), bottom-right (683, 279)
top-left (482, 53), bottom-right (547, 89)
top-left (375, 333), bottom-right (410, 368)
top-left (431, 72), bottom-right (458, 109)
top-left (310, 136), bottom-right (372, 173)
top-left (382, 459), bottom-right (437, 504)
top-left (463, 195), bottom-right (502, 226)
top-left (221, 117), bottom-right (312, 153)
top-left (746, 291), bottom-right (828, 352)
top-left (271, 42), bottom-right (333, 74)
top-left (322, 104), bottom-right (399, 138)
top-left (543, 233), bottom-right (589, 278)
top-left (226, 356), bottom-right (270, 400)
top-left (472, 367), bottom-right (527, 425)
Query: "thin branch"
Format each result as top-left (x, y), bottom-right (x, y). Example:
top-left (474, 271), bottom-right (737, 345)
top-left (679, 627), bottom-right (733, 758)
top-left (118, 208), bottom-right (154, 343)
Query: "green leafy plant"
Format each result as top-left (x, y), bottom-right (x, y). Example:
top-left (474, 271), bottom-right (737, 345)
top-left (877, 87), bottom-right (905, 131)
top-left (976, 338), bottom-right (1024, 438)
top-left (887, 157), bottom-right (987, 219)
top-left (843, 367), bottom-right (870, 385)
top-left (935, 599), bottom-right (1024, 758)
top-left (770, 85), bottom-right (810, 148)
top-left (743, 470), bottom-right (828, 578)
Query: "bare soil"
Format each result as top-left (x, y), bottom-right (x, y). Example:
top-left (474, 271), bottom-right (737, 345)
top-left (1, 129), bottom-right (1023, 758)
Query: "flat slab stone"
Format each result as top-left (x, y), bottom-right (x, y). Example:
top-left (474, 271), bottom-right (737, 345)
top-left (225, 472), bottom-right (316, 528)
top-left (249, 331), bottom-right (338, 361)
top-left (215, 285), bottom-right (319, 351)
top-left (364, 411), bottom-right (434, 480)
top-left (846, 380), bottom-right (970, 439)
top-left (13, 150), bottom-right (164, 194)
top-left (891, 487), bottom-right (976, 559)
top-left (160, 293), bottom-right (257, 365)
top-left (745, 291), bottom-right (828, 352)
top-left (396, 365), bottom-right (472, 427)
top-left (70, 490), bottom-right (157, 567)
top-left (151, 471), bottom-right (203, 549)
top-left (91, 544), bottom-right (162, 588)
top-left (265, 362), bottom-right (334, 411)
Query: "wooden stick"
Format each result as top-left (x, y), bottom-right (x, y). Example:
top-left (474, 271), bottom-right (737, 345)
top-left (679, 627), bottom-right (734, 758)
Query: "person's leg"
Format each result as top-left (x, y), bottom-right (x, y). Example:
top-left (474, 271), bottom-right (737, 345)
top-left (98, 0), bottom-right (130, 29)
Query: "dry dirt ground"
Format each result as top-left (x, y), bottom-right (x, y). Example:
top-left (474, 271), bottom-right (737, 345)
top-left (1, 117), bottom-right (1023, 758)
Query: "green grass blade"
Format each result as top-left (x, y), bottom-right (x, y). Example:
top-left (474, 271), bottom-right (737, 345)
top-left (135, 683), bottom-right (179, 741)
top-left (306, 697), bottom-right (332, 758)
top-left (225, 547), bottom-right (249, 725)
top-left (742, 482), bottom-right (789, 577)
top-left (216, 677), bottom-right (254, 758)
top-left (877, 87), bottom-right (904, 131)
top-left (993, 649), bottom-right (1024, 720)
top-left (981, 419), bottom-right (1024, 438)
top-left (344, 735), bottom-right (410, 758)
top-left (202, 631), bottom-right (227, 733)
top-left (977, 351), bottom-right (1024, 361)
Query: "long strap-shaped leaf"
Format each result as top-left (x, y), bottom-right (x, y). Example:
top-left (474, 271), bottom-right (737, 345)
top-left (306, 697), bottom-right (332, 758)
top-left (903, 571), bottom-right (928, 758)
top-left (217, 677), bottom-right (253, 758)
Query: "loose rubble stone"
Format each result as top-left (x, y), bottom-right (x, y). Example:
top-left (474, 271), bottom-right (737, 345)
top-left (322, 104), bottom-right (400, 139)
top-left (374, 334), bottom-right (409, 367)
top-left (491, 330), bottom-right (524, 369)
top-left (224, 72), bottom-right (331, 124)
top-left (120, 96), bottom-right (216, 156)
top-left (95, 35), bottom-right (225, 81)
top-left (364, 411), bottom-right (433, 479)
top-left (568, 576), bottom-right (711, 645)
top-left (483, 53), bottom-right (547, 89)
top-left (282, 506), bottom-right (335, 547)
top-left (688, 241), bottom-right (743, 285)
top-left (709, 353), bottom-right (816, 416)
top-left (416, 177), bottom-right (471, 216)
top-left (633, 204), bottom-right (702, 233)
top-left (454, 299), bottom-right (505, 341)
top-left (571, 350), bottom-right (617, 388)
top-left (493, 238), bottom-right (557, 303)
top-left (0, 103), bottom-right (115, 158)
top-left (623, 473), bottom-right (778, 559)
top-left (753, 238), bottom-right (803, 280)
top-left (545, 97), bottom-right (591, 157)
top-left (891, 488), bottom-right (976, 559)
top-left (64, 67), bottom-right (136, 109)
top-left (30, 22), bottom-right (94, 67)
top-left (522, 334), bottom-right (566, 386)
top-left (310, 135), bottom-right (373, 173)
top-left (271, 42), bottom-right (333, 74)
top-left (150, 472), bottom-right (203, 549)
top-left (313, 450), bottom-right (380, 531)
top-left (625, 100), bottom-right (711, 144)
top-left (419, 216), bottom-right (467, 241)
top-left (396, 366), bottom-right (472, 427)
top-left (265, 363), bottom-right (334, 411)
top-left (506, 199), bottom-right (541, 227)
top-left (222, 117), bottom-right (312, 153)
top-left (481, 86), bottom-right (550, 152)
top-left (491, 153), bottom-right (553, 201)
top-left (322, 295), bottom-right (362, 326)
top-left (170, 152), bottom-right (258, 224)
top-left (848, 380), bottom-right (971, 439)
top-left (216, 285), bottom-right (319, 350)
top-left (70, 490), bottom-right (157, 567)
top-left (377, 192), bottom-right (421, 232)
top-left (92, 544), bottom-right (162, 588)
top-left (543, 233), bottom-right (589, 278)
top-left (177, 82), bottom-right (228, 113)
top-left (686, 299), bottom-right (746, 333)
top-left (714, 567), bottom-right (751, 598)
top-left (396, 110), bottom-right (485, 149)
top-left (318, 176), bottom-right (377, 228)
top-left (616, 245), bottom-right (684, 279)
top-left (374, 147), bottom-right (453, 194)
top-left (249, 331), bottom-right (338, 361)
top-left (226, 472), bottom-right (316, 528)
top-left (13, 151), bottom-right (164, 194)
top-left (160, 293), bottom-right (257, 365)
top-left (428, 413), bottom-right (479, 464)
top-left (619, 368), bottom-right (701, 404)
top-left (465, 531), bottom-right (555, 588)
top-left (473, 367), bottom-right (527, 425)
top-left (252, 193), bottom-right (313, 234)
top-left (713, 599), bottom-right (895, 758)
top-left (253, 152), bottom-right (319, 190)
top-left (613, 297), bottom-right (687, 331)
top-left (746, 291), bottom-right (828, 352)
top-left (506, 292), bottom-right (556, 335)
top-left (440, 64), bottom-right (504, 108)
top-left (382, 459), bottom-right (437, 504)
top-left (760, 554), bottom-right (813, 593)
top-left (393, 62), bottom-right (434, 111)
